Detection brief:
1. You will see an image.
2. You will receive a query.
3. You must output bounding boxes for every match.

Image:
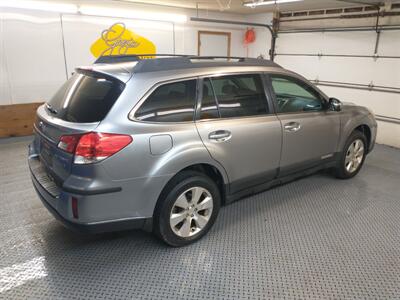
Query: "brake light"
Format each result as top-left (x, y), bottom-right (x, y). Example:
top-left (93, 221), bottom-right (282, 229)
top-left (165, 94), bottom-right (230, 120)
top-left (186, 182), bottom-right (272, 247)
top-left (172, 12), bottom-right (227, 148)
top-left (74, 132), bottom-right (132, 164)
top-left (58, 132), bottom-right (132, 164)
top-left (58, 135), bottom-right (81, 153)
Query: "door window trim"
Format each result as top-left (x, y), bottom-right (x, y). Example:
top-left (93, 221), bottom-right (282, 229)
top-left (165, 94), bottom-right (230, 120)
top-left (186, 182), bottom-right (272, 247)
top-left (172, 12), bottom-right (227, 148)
top-left (198, 77), bottom-right (222, 120)
top-left (195, 72), bottom-right (275, 122)
top-left (265, 72), bottom-right (329, 116)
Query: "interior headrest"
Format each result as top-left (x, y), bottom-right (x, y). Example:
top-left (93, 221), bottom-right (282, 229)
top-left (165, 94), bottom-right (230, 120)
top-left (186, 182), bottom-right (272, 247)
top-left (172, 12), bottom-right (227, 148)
top-left (222, 84), bottom-right (237, 95)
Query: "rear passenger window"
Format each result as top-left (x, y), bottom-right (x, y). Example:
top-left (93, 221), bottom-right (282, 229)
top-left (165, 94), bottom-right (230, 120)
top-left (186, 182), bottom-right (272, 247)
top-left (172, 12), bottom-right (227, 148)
top-left (135, 80), bottom-right (196, 122)
top-left (202, 74), bottom-right (269, 119)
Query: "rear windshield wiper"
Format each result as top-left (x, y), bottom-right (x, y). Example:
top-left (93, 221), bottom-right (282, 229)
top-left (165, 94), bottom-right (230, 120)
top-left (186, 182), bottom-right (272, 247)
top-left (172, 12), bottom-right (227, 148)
top-left (45, 103), bottom-right (58, 115)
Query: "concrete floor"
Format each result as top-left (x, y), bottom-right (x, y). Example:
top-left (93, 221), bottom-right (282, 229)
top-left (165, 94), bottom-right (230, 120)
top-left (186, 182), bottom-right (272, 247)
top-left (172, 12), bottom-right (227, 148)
top-left (0, 136), bottom-right (399, 299)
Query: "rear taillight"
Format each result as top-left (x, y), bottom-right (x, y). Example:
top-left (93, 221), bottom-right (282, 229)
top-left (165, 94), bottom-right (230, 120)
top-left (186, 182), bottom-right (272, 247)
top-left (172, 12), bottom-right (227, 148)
top-left (58, 132), bottom-right (132, 164)
top-left (58, 135), bottom-right (81, 153)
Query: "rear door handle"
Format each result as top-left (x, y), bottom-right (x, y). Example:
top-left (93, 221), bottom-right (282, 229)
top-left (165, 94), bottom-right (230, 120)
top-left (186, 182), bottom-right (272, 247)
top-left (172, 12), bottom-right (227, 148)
top-left (284, 122), bottom-right (301, 132)
top-left (208, 130), bottom-right (232, 142)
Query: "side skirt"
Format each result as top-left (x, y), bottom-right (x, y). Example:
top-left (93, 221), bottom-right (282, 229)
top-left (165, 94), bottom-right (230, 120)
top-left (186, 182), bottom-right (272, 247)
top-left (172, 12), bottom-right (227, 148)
top-left (224, 160), bottom-right (337, 204)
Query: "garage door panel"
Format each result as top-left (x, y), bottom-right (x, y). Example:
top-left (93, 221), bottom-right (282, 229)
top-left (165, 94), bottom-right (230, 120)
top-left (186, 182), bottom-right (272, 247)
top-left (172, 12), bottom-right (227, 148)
top-left (301, 57), bottom-right (400, 89)
top-left (275, 55), bottom-right (319, 80)
top-left (379, 31), bottom-right (400, 56)
top-left (276, 32), bottom-right (323, 54)
top-left (321, 31), bottom-right (376, 55)
top-left (277, 31), bottom-right (377, 56)
top-left (319, 85), bottom-right (400, 119)
top-left (276, 55), bottom-right (400, 91)
top-left (370, 59), bottom-right (400, 88)
top-left (317, 57), bottom-right (375, 84)
top-left (375, 121), bottom-right (400, 148)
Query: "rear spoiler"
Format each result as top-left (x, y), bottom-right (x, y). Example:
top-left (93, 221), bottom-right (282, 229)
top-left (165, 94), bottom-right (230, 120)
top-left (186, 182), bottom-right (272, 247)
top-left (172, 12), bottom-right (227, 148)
top-left (75, 64), bottom-right (136, 83)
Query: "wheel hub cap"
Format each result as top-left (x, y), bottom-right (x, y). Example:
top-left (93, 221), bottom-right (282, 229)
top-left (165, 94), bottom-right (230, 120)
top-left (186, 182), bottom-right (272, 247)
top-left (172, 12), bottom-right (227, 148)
top-left (345, 139), bottom-right (364, 173)
top-left (170, 187), bottom-right (213, 238)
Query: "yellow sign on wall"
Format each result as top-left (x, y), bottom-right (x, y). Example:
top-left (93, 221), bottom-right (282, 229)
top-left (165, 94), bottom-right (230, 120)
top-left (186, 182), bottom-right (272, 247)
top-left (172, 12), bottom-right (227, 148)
top-left (90, 23), bottom-right (156, 58)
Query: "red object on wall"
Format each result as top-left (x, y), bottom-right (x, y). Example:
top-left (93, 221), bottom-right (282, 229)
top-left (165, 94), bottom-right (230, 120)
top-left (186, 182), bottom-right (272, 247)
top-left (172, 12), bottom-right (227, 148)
top-left (244, 28), bottom-right (256, 44)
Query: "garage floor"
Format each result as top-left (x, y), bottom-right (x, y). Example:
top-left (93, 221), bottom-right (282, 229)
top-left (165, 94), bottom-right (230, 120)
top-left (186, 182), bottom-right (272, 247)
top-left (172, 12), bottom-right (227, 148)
top-left (0, 137), bottom-right (399, 299)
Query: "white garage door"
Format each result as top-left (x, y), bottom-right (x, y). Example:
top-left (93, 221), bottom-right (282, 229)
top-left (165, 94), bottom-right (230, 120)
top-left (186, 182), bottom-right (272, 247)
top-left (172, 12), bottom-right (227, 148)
top-left (275, 30), bottom-right (400, 148)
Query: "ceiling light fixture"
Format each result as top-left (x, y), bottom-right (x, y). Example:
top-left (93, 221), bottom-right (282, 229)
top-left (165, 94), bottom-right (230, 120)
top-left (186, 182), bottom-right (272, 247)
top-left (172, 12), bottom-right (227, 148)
top-left (243, 0), bottom-right (303, 8)
top-left (0, 0), bottom-right (78, 13)
top-left (78, 5), bottom-right (187, 23)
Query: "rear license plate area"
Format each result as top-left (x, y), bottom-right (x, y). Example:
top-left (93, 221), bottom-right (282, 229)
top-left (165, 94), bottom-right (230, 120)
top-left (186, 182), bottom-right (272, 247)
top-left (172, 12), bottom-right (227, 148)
top-left (30, 157), bottom-right (61, 198)
top-left (40, 138), bottom-right (54, 168)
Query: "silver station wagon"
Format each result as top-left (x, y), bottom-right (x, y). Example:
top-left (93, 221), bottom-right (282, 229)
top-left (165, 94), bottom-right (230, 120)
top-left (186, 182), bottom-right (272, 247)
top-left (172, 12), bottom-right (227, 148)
top-left (29, 55), bottom-right (377, 246)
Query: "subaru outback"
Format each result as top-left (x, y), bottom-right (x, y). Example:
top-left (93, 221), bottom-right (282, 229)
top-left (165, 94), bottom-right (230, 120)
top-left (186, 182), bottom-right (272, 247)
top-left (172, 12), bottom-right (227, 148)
top-left (28, 55), bottom-right (377, 246)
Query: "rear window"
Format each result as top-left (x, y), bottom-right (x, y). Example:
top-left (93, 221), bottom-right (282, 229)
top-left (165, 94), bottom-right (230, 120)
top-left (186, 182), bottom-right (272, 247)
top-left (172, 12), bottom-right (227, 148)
top-left (46, 71), bottom-right (125, 123)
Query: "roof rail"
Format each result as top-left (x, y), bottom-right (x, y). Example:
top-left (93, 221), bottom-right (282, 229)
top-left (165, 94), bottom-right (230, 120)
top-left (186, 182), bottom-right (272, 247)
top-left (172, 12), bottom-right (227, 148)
top-left (94, 54), bottom-right (189, 64)
top-left (95, 54), bottom-right (272, 63)
top-left (93, 54), bottom-right (282, 71)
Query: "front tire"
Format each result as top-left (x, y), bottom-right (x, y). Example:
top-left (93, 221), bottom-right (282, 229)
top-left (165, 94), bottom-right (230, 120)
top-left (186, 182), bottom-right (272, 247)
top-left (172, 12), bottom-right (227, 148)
top-left (335, 131), bottom-right (367, 179)
top-left (154, 171), bottom-right (221, 247)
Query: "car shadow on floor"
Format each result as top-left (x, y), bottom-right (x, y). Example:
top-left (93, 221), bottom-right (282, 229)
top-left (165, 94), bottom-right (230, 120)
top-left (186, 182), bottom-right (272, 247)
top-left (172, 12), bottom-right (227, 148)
top-left (37, 168), bottom-right (339, 251)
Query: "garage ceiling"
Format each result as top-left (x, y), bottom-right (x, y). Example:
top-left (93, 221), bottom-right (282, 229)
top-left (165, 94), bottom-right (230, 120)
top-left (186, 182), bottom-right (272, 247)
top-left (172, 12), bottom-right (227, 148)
top-left (113, 0), bottom-right (386, 14)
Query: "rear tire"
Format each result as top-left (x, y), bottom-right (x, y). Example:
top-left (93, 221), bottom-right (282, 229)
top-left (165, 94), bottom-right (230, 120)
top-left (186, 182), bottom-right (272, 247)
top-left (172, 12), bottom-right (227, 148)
top-left (154, 171), bottom-right (221, 247)
top-left (334, 131), bottom-right (367, 179)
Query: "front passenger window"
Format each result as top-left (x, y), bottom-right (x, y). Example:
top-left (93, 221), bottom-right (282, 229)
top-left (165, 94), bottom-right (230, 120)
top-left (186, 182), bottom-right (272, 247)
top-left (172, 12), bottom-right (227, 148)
top-left (270, 76), bottom-right (324, 113)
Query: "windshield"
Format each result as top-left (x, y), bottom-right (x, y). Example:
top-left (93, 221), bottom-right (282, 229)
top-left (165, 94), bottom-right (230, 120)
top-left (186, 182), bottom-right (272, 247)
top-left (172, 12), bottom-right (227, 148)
top-left (47, 71), bottom-right (125, 123)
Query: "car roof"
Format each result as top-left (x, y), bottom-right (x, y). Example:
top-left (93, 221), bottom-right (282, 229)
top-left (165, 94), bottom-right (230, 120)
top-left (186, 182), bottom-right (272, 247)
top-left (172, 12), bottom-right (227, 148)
top-left (80, 55), bottom-right (281, 79)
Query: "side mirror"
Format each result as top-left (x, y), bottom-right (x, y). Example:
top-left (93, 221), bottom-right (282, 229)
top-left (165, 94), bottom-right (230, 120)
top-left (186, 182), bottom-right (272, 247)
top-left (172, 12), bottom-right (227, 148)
top-left (329, 97), bottom-right (342, 112)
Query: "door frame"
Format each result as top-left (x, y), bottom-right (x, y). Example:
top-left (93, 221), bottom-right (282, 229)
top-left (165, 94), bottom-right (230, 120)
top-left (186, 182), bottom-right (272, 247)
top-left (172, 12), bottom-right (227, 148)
top-left (264, 72), bottom-right (341, 176)
top-left (197, 31), bottom-right (231, 57)
top-left (195, 73), bottom-right (276, 121)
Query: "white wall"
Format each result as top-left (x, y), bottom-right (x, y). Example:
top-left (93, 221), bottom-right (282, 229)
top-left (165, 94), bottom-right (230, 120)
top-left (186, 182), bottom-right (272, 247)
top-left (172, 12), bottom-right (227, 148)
top-left (0, 4), bottom-right (272, 106)
top-left (275, 29), bottom-right (400, 148)
top-left (0, 10), bottom-right (67, 104)
top-left (61, 15), bottom-right (175, 76)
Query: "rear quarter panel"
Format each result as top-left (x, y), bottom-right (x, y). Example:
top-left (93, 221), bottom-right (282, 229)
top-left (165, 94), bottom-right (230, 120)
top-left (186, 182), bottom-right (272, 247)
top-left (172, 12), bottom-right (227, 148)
top-left (93, 121), bottom-right (228, 217)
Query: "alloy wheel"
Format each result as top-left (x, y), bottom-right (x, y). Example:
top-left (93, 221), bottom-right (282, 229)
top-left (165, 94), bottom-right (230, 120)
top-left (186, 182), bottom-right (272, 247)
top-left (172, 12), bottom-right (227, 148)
top-left (345, 139), bottom-right (365, 173)
top-left (169, 187), bottom-right (213, 238)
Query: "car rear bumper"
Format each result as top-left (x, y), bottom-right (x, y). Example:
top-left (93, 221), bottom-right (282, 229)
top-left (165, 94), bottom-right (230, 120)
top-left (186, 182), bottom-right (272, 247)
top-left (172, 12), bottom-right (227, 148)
top-left (32, 176), bottom-right (149, 233)
top-left (29, 155), bottom-right (152, 234)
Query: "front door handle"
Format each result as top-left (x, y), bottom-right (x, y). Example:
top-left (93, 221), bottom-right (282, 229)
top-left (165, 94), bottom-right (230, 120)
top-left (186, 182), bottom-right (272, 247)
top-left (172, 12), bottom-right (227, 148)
top-left (208, 130), bottom-right (232, 142)
top-left (284, 122), bottom-right (301, 132)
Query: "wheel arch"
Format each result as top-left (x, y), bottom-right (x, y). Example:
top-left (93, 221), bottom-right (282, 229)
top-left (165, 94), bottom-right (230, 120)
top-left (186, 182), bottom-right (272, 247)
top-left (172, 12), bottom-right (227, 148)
top-left (339, 118), bottom-right (373, 154)
top-left (153, 162), bottom-right (229, 220)
top-left (179, 163), bottom-right (227, 203)
top-left (353, 124), bottom-right (372, 152)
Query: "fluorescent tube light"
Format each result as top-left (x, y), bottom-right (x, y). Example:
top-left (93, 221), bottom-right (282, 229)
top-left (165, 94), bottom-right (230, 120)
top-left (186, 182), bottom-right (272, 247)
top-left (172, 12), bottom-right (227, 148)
top-left (0, 0), bottom-right (78, 13)
top-left (79, 5), bottom-right (187, 23)
top-left (244, 0), bottom-right (303, 7)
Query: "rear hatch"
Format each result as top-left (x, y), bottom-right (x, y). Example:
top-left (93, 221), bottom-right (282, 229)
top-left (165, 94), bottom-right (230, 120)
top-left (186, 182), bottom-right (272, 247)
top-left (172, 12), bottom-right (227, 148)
top-left (32, 69), bottom-right (126, 185)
